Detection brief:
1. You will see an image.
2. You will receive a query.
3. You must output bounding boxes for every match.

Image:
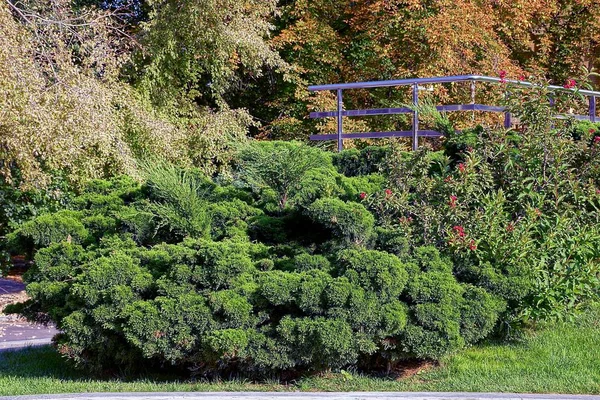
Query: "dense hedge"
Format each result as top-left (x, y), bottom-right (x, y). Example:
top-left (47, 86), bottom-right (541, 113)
top-left (7, 107), bottom-right (600, 375)
top-left (5, 142), bottom-right (505, 375)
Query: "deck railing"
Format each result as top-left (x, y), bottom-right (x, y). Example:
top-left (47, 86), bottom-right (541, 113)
top-left (308, 75), bottom-right (600, 151)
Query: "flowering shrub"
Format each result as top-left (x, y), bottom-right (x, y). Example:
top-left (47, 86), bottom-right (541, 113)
top-left (377, 80), bottom-right (600, 323)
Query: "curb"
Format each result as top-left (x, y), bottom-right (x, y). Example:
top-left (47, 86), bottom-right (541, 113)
top-left (2, 393), bottom-right (600, 400)
top-left (0, 337), bottom-right (53, 351)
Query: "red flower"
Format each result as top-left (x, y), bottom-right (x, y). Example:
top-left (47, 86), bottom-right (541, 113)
top-left (458, 163), bottom-right (466, 173)
top-left (563, 79), bottom-right (577, 89)
top-left (594, 136), bottom-right (600, 144)
top-left (448, 195), bottom-right (458, 208)
top-left (499, 70), bottom-right (508, 84)
top-left (469, 240), bottom-right (477, 251)
top-left (518, 74), bottom-right (526, 82)
top-left (385, 189), bottom-right (392, 197)
top-left (452, 225), bottom-right (466, 238)
top-left (359, 192), bottom-right (367, 200)
top-left (589, 128), bottom-right (596, 134)
top-left (444, 176), bottom-right (453, 183)
top-left (506, 223), bottom-right (515, 232)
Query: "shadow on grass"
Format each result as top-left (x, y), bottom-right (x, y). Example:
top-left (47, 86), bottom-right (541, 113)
top-left (0, 345), bottom-right (185, 384)
top-left (0, 345), bottom-right (422, 388)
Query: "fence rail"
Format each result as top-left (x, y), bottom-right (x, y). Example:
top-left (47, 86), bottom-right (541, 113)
top-left (308, 75), bottom-right (600, 151)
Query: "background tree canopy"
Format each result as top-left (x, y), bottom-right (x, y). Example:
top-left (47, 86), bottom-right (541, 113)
top-left (1, 0), bottom-right (600, 187)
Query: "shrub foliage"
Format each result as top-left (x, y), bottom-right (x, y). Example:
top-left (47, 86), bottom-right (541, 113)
top-left (8, 105), bottom-right (600, 375)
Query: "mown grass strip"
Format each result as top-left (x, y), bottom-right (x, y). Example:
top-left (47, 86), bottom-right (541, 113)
top-left (1, 317), bottom-right (599, 396)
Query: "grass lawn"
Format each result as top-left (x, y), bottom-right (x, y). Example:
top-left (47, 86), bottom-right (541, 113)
top-left (1, 313), bottom-right (599, 396)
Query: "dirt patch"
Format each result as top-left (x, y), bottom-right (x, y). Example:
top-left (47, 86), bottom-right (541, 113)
top-left (391, 359), bottom-right (438, 380)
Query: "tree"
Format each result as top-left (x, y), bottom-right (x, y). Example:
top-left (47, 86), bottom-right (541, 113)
top-left (253, 0), bottom-right (600, 141)
top-left (237, 141), bottom-right (328, 211)
top-left (134, 0), bottom-right (286, 109)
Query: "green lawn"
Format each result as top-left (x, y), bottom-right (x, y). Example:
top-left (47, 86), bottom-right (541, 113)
top-left (2, 314), bottom-right (600, 396)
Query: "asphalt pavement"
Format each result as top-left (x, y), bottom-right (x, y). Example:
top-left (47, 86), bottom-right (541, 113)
top-left (0, 278), bottom-right (57, 350)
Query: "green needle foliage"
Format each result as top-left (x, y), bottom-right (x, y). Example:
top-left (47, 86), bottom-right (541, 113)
top-left (238, 141), bottom-right (330, 211)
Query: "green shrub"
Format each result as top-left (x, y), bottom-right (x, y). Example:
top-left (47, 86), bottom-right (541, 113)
top-left (337, 249), bottom-right (408, 302)
top-left (207, 199), bottom-right (263, 240)
top-left (11, 177), bottom-right (505, 376)
top-left (307, 198), bottom-right (375, 244)
top-left (12, 127), bottom-right (597, 377)
top-left (339, 174), bottom-right (386, 201)
top-left (332, 146), bottom-right (390, 176)
top-left (460, 285), bottom-right (506, 343)
top-left (444, 126), bottom-right (483, 162)
top-left (238, 141), bottom-right (331, 211)
top-left (248, 215), bottom-right (288, 244)
top-left (72, 176), bottom-right (142, 211)
top-left (375, 227), bottom-right (410, 258)
top-left (292, 253), bottom-right (332, 273)
top-left (139, 159), bottom-right (210, 239)
top-left (7, 210), bottom-right (89, 254)
top-left (277, 316), bottom-right (358, 369)
top-left (292, 167), bottom-right (342, 208)
top-left (566, 120), bottom-right (600, 142)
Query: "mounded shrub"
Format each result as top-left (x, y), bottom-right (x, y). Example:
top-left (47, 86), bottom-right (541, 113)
top-left (14, 123), bottom-right (597, 376)
top-left (306, 198), bottom-right (375, 245)
top-left (7, 210), bottom-right (90, 255)
top-left (14, 175), bottom-right (501, 375)
top-left (332, 146), bottom-right (390, 176)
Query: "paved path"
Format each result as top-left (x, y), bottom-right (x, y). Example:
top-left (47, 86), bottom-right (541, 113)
top-left (0, 278), bottom-right (58, 350)
top-left (0, 278), bottom-right (25, 295)
top-left (2, 392), bottom-right (600, 400)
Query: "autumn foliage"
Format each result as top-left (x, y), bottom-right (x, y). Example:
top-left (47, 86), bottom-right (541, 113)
top-left (263, 0), bottom-right (600, 139)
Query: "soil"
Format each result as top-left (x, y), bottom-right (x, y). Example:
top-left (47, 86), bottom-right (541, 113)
top-left (392, 360), bottom-right (438, 380)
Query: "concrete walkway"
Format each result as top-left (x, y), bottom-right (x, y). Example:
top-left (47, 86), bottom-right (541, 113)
top-left (0, 278), bottom-right (57, 350)
top-left (2, 392), bottom-right (600, 400)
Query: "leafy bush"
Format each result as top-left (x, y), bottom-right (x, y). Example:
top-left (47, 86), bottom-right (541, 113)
top-left (307, 198), bottom-right (375, 245)
top-left (332, 146), bottom-right (390, 177)
top-left (377, 83), bottom-right (600, 324)
top-left (139, 160), bottom-right (210, 239)
top-left (237, 141), bottom-right (330, 211)
top-left (7, 211), bottom-right (89, 255)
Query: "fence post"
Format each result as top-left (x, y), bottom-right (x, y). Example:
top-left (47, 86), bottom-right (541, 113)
top-left (412, 83), bottom-right (419, 151)
top-left (470, 81), bottom-right (476, 122)
top-left (503, 112), bottom-right (512, 129)
top-left (336, 89), bottom-right (343, 152)
top-left (549, 96), bottom-right (555, 129)
top-left (590, 96), bottom-right (597, 123)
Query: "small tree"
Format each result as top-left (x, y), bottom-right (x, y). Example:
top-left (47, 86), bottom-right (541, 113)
top-left (238, 141), bottom-right (329, 211)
